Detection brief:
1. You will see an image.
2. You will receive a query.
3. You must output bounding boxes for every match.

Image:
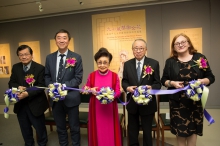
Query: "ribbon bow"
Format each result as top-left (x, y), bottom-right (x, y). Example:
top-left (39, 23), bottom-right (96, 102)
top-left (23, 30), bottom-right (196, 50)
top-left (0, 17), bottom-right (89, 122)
top-left (4, 88), bottom-right (20, 119)
top-left (132, 86), bottom-right (152, 105)
top-left (186, 80), bottom-right (203, 101)
top-left (48, 83), bottom-right (67, 102)
top-left (185, 80), bottom-right (214, 125)
top-left (96, 87), bottom-right (115, 104)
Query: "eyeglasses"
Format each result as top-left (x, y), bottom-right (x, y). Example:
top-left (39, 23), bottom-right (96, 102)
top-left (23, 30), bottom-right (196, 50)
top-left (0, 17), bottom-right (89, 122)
top-left (174, 40), bottom-right (188, 46)
top-left (133, 48), bottom-right (145, 52)
top-left (97, 61), bottom-right (109, 66)
top-left (18, 53), bottom-right (31, 57)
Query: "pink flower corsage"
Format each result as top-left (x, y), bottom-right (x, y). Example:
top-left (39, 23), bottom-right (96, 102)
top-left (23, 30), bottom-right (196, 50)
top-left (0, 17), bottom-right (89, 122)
top-left (65, 58), bottom-right (77, 71)
top-left (192, 57), bottom-right (208, 71)
top-left (142, 65), bottom-right (154, 80)
top-left (25, 74), bottom-right (35, 87)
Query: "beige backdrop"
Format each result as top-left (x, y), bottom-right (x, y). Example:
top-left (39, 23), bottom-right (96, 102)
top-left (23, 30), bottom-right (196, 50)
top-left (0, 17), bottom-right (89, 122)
top-left (92, 9), bottom-right (147, 76)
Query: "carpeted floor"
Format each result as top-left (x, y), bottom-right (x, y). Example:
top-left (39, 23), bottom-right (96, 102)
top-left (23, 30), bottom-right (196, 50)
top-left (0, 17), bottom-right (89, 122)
top-left (0, 114), bottom-right (172, 146)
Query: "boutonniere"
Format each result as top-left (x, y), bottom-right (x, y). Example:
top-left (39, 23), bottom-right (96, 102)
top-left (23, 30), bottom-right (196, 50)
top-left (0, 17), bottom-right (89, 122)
top-left (142, 65), bottom-right (154, 80)
top-left (65, 58), bottom-right (77, 71)
top-left (191, 57), bottom-right (208, 71)
top-left (25, 74), bottom-right (35, 87)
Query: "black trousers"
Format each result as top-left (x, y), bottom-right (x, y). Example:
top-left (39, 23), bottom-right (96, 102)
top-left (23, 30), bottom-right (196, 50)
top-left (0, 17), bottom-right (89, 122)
top-left (52, 101), bottom-right (80, 146)
top-left (128, 112), bottom-right (154, 146)
top-left (17, 104), bottom-right (48, 146)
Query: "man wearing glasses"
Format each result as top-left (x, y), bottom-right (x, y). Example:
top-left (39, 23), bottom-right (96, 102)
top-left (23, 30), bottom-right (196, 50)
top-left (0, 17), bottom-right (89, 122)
top-left (8, 45), bottom-right (48, 146)
top-left (122, 39), bottom-right (161, 146)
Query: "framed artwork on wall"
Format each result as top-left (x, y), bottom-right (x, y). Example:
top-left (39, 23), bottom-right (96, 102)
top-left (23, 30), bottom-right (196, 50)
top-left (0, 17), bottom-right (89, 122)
top-left (0, 44), bottom-right (11, 78)
top-left (92, 9), bottom-right (147, 81)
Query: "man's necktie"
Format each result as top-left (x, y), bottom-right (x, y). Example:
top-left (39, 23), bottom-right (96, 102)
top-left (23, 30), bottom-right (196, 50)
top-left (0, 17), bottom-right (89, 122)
top-left (23, 66), bottom-right (28, 72)
top-left (137, 62), bottom-right (141, 81)
top-left (57, 54), bottom-right (65, 82)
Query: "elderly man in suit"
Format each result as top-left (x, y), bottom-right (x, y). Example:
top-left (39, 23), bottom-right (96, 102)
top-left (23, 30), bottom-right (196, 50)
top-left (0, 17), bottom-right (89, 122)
top-left (8, 45), bottom-right (48, 146)
top-left (122, 39), bottom-right (161, 146)
top-left (45, 29), bottom-right (83, 146)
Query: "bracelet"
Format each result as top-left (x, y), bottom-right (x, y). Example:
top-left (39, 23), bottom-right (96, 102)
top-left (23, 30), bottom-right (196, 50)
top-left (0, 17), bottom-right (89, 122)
top-left (168, 80), bottom-right (171, 87)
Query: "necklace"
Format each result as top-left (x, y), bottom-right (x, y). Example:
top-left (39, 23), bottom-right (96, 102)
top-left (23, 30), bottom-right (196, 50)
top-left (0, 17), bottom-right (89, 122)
top-left (98, 70), bottom-right (109, 76)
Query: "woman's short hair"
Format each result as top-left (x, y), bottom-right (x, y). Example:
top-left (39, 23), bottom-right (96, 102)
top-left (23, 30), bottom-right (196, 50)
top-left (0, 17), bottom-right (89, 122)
top-left (170, 33), bottom-right (197, 58)
top-left (94, 47), bottom-right (113, 63)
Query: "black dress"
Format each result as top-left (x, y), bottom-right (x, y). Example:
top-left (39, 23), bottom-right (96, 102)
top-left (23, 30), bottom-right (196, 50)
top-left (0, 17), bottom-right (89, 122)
top-left (169, 60), bottom-right (203, 137)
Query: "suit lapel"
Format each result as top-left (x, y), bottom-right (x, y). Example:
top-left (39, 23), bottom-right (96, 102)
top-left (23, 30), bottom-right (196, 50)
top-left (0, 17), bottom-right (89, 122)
top-left (18, 63), bottom-right (25, 84)
top-left (130, 59), bottom-right (139, 84)
top-left (60, 50), bottom-right (71, 79)
top-left (29, 61), bottom-right (35, 74)
top-left (51, 52), bottom-right (58, 82)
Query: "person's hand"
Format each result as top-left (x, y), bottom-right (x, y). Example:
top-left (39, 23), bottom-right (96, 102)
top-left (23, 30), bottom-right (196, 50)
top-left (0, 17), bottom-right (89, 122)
top-left (171, 81), bottom-right (184, 89)
top-left (17, 91), bottom-right (29, 100)
top-left (146, 85), bottom-right (152, 89)
top-left (18, 86), bottom-right (26, 92)
top-left (197, 78), bottom-right (210, 85)
top-left (90, 87), bottom-right (98, 95)
top-left (126, 86), bottom-right (137, 93)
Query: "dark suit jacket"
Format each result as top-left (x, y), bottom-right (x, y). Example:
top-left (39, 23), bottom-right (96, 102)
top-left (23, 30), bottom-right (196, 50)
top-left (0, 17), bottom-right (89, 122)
top-left (122, 56), bottom-right (161, 115)
top-left (161, 53), bottom-right (215, 101)
top-left (8, 61), bottom-right (48, 117)
top-left (45, 50), bottom-right (83, 107)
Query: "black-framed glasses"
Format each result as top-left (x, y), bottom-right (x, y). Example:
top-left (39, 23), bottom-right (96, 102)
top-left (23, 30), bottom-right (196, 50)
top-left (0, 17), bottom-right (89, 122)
top-left (18, 53), bottom-right (31, 57)
top-left (97, 61), bottom-right (109, 66)
top-left (174, 40), bottom-right (188, 46)
top-left (133, 48), bottom-right (145, 52)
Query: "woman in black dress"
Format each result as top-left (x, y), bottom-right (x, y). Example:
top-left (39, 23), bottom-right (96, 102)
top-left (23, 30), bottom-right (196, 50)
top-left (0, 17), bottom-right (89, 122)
top-left (161, 33), bottom-right (215, 146)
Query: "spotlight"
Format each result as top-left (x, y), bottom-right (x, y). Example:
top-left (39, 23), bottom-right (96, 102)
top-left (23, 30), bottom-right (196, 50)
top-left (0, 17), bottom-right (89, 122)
top-left (36, 2), bottom-right (43, 12)
top-left (78, 0), bottom-right (84, 5)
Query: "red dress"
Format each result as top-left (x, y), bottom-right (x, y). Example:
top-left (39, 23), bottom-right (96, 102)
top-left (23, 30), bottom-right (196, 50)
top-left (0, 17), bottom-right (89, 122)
top-left (86, 70), bottom-right (121, 146)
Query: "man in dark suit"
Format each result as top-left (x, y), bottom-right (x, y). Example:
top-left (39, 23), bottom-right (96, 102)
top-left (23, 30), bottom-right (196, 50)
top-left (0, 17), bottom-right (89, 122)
top-left (122, 39), bottom-right (161, 146)
top-left (8, 45), bottom-right (48, 146)
top-left (45, 29), bottom-right (83, 146)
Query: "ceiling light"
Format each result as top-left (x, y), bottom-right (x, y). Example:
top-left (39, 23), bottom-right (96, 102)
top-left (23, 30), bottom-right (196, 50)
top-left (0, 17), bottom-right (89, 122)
top-left (36, 2), bottom-right (43, 12)
top-left (78, 0), bottom-right (84, 5)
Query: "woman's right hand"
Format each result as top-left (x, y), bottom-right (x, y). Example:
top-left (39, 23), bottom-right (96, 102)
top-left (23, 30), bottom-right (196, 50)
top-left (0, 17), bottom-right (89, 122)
top-left (90, 87), bottom-right (98, 95)
top-left (171, 81), bottom-right (184, 89)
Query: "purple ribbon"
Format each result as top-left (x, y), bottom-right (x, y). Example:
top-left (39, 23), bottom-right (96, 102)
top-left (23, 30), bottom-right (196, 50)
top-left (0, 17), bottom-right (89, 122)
top-left (5, 89), bottom-right (19, 102)
top-left (204, 109), bottom-right (215, 125)
top-left (150, 86), bottom-right (189, 95)
top-left (132, 86), bottom-right (152, 105)
top-left (62, 86), bottom-right (95, 93)
top-left (117, 95), bottom-right (131, 105)
top-left (24, 81), bottom-right (216, 125)
top-left (49, 83), bottom-right (65, 101)
top-left (4, 107), bottom-right (9, 113)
